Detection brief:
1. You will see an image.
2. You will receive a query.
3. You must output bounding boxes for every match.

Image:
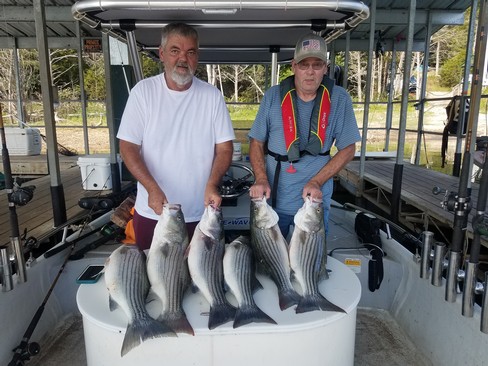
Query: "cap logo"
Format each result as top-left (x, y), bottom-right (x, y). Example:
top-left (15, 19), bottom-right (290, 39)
top-left (302, 39), bottom-right (320, 51)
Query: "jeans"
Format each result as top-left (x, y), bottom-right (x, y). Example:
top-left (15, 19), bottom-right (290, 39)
top-left (277, 210), bottom-right (329, 240)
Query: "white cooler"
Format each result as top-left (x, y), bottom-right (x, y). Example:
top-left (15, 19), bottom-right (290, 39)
top-left (0, 127), bottom-right (42, 156)
top-left (77, 154), bottom-right (122, 190)
top-left (77, 256), bottom-right (361, 366)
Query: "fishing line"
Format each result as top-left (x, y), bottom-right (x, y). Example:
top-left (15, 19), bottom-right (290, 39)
top-left (336, 202), bottom-right (407, 234)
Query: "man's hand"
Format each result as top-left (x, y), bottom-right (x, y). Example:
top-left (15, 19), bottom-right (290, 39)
top-left (147, 187), bottom-right (167, 215)
top-left (204, 184), bottom-right (222, 207)
top-left (302, 180), bottom-right (323, 202)
top-left (250, 178), bottom-right (271, 199)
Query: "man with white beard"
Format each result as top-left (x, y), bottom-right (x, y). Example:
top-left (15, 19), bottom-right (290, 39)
top-left (117, 23), bottom-right (235, 250)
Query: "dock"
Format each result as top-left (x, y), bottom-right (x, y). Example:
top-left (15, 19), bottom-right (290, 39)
top-left (0, 155), bottom-right (79, 176)
top-left (338, 159), bottom-right (487, 247)
top-left (0, 158), bottom-right (122, 248)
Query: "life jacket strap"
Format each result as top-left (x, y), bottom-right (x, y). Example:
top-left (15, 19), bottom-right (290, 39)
top-left (267, 149), bottom-right (330, 207)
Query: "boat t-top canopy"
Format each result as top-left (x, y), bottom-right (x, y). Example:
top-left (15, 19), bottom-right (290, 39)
top-left (71, 0), bottom-right (370, 64)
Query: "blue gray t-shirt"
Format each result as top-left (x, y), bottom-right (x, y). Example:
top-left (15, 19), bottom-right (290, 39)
top-left (249, 80), bottom-right (361, 222)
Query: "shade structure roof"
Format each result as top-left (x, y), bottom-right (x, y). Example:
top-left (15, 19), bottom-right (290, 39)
top-left (0, 1), bottom-right (472, 63)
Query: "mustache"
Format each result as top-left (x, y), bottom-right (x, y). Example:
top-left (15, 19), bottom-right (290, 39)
top-left (176, 61), bottom-right (189, 68)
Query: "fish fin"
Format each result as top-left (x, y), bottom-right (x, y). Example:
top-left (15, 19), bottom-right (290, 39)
top-left (145, 288), bottom-right (159, 304)
top-left (108, 295), bottom-right (118, 311)
top-left (278, 288), bottom-right (300, 310)
top-left (161, 244), bottom-right (170, 257)
top-left (202, 236), bottom-right (214, 251)
top-left (251, 274), bottom-right (263, 293)
top-left (233, 304), bottom-right (277, 328)
top-left (120, 316), bottom-right (176, 357)
top-left (160, 313), bottom-right (195, 336)
top-left (295, 294), bottom-right (346, 314)
top-left (318, 268), bottom-right (330, 281)
top-left (208, 302), bottom-right (236, 330)
top-left (183, 243), bottom-right (191, 259)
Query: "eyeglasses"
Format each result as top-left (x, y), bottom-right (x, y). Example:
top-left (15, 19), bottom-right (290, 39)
top-left (165, 48), bottom-right (198, 59)
top-left (297, 61), bottom-right (326, 71)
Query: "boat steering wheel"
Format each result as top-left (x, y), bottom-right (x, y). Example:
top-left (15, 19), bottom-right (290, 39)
top-left (220, 163), bottom-right (255, 199)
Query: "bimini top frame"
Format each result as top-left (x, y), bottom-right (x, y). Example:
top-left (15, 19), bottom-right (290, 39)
top-left (71, 0), bottom-right (369, 63)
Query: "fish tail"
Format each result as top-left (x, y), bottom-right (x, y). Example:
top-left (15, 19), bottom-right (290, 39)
top-left (161, 314), bottom-right (195, 336)
top-left (208, 303), bottom-right (236, 330)
top-left (121, 316), bottom-right (176, 357)
top-left (295, 294), bottom-right (346, 314)
top-left (233, 304), bottom-right (277, 328)
top-left (278, 288), bottom-right (301, 310)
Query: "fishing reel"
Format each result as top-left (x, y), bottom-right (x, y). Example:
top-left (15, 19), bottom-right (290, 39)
top-left (10, 183), bottom-right (35, 206)
top-left (432, 186), bottom-right (471, 213)
top-left (9, 341), bottom-right (40, 366)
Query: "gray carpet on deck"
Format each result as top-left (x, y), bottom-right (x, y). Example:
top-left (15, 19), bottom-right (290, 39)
top-left (25, 308), bottom-right (432, 366)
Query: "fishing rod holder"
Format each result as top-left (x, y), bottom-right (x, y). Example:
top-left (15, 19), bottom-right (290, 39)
top-left (481, 272), bottom-right (488, 333)
top-left (445, 250), bottom-right (463, 302)
top-left (420, 231), bottom-right (434, 279)
top-left (419, 231), bottom-right (448, 286)
top-left (431, 242), bottom-right (447, 287)
top-left (462, 261), bottom-right (479, 317)
top-left (459, 267), bottom-right (488, 333)
top-left (1, 245), bottom-right (13, 292)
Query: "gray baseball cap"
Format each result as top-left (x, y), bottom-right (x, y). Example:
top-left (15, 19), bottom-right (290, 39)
top-left (294, 33), bottom-right (327, 63)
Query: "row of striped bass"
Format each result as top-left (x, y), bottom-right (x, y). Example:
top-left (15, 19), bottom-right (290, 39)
top-left (147, 203), bottom-right (194, 335)
top-left (104, 245), bottom-right (176, 357)
top-left (223, 235), bottom-right (276, 328)
top-left (289, 196), bottom-right (345, 314)
top-left (187, 204), bottom-right (236, 330)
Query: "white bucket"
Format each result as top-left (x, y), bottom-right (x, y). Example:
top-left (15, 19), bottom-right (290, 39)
top-left (232, 141), bottom-right (242, 161)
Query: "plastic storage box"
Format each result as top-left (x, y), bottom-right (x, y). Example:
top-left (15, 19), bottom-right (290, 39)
top-left (0, 128), bottom-right (42, 156)
top-left (77, 154), bottom-right (122, 191)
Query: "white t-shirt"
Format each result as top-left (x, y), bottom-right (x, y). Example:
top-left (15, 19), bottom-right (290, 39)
top-left (117, 74), bottom-right (235, 222)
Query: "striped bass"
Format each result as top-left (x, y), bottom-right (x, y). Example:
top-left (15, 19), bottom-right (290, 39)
top-left (104, 245), bottom-right (176, 357)
top-left (187, 204), bottom-right (236, 329)
top-left (250, 197), bottom-right (300, 310)
top-left (147, 203), bottom-right (194, 335)
top-left (223, 235), bottom-right (277, 328)
top-left (289, 197), bottom-right (345, 314)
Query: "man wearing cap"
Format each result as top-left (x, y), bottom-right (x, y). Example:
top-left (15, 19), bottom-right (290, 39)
top-left (248, 33), bottom-right (360, 237)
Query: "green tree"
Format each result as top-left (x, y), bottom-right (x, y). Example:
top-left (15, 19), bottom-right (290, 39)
top-left (433, 10), bottom-right (470, 88)
top-left (84, 54), bottom-right (106, 100)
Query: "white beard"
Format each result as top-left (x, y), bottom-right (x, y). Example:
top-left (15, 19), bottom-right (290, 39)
top-left (170, 64), bottom-right (194, 86)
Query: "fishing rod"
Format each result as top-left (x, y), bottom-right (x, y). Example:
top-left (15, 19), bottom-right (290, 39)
top-left (332, 202), bottom-right (422, 247)
top-left (0, 102), bottom-right (28, 286)
top-left (7, 212), bottom-right (114, 366)
top-left (445, 0), bottom-right (488, 304)
top-left (7, 233), bottom-right (84, 366)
